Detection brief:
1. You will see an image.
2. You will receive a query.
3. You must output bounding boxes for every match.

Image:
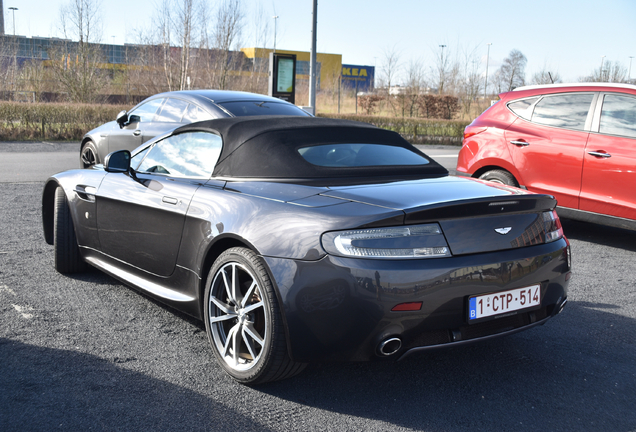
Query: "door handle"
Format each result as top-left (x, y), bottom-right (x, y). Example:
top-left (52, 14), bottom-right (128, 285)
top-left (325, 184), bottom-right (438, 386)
top-left (162, 196), bottom-right (178, 205)
top-left (510, 140), bottom-right (530, 147)
top-left (587, 151), bottom-right (611, 158)
top-left (133, 130), bottom-right (141, 136)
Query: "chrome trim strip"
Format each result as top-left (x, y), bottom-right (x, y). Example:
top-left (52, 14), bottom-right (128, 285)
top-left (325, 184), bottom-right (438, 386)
top-left (84, 256), bottom-right (195, 302)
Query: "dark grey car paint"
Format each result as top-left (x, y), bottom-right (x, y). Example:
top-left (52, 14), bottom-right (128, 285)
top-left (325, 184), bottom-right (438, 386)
top-left (81, 90), bottom-right (311, 166)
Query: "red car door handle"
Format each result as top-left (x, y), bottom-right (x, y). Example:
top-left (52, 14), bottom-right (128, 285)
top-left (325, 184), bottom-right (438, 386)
top-left (510, 140), bottom-right (529, 146)
top-left (587, 151), bottom-right (611, 158)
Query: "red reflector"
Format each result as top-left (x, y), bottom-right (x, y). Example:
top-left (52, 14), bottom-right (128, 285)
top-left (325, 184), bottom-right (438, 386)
top-left (392, 302), bottom-right (422, 311)
top-left (463, 127), bottom-right (487, 139)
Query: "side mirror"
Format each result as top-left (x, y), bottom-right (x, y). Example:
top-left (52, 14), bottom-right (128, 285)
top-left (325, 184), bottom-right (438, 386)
top-left (116, 110), bottom-right (128, 128)
top-left (104, 150), bottom-right (131, 173)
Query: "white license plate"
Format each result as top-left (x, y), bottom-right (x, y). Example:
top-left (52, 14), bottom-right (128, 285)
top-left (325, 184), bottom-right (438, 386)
top-left (469, 285), bottom-right (541, 321)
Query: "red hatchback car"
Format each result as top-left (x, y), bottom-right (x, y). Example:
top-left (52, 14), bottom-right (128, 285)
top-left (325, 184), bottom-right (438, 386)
top-left (457, 83), bottom-right (636, 231)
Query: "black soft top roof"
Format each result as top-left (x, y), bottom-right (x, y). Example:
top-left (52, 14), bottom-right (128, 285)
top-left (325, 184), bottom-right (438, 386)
top-left (174, 116), bottom-right (448, 182)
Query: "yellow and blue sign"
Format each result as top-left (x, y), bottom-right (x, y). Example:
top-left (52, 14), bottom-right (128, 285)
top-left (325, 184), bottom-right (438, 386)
top-left (341, 64), bottom-right (375, 92)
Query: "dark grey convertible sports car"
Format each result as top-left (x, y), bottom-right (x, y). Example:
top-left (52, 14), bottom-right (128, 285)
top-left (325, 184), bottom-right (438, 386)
top-left (43, 116), bottom-right (571, 384)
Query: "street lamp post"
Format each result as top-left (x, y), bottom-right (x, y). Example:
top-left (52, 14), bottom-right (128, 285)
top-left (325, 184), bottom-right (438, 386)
top-left (8, 7), bottom-right (17, 36)
top-left (484, 43), bottom-right (492, 99)
top-left (600, 55), bottom-right (606, 81)
top-left (272, 16), bottom-right (279, 53)
top-left (629, 56), bottom-right (634, 82)
top-left (308, 0), bottom-right (317, 114)
top-left (438, 44), bottom-right (446, 94)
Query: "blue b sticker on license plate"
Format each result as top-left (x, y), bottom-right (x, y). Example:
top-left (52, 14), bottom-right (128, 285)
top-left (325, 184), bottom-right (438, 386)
top-left (469, 284), bottom-right (541, 321)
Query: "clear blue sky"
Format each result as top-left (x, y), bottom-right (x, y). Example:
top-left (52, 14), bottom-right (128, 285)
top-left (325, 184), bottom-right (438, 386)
top-left (7, 0), bottom-right (636, 83)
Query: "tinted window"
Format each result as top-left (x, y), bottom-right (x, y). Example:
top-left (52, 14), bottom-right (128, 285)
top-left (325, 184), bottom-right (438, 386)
top-left (508, 97), bottom-right (539, 120)
top-left (183, 104), bottom-right (214, 123)
top-left (155, 98), bottom-right (189, 122)
top-left (129, 98), bottom-right (164, 122)
top-left (599, 94), bottom-right (636, 138)
top-left (531, 93), bottom-right (594, 131)
top-left (298, 144), bottom-right (430, 167)
top-left (137, 132), bottom-right (222, 178)
top-left (218, 101), bottom-right (310, 117)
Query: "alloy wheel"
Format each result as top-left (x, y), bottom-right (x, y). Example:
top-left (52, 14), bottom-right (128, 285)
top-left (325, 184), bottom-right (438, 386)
top-left (208, 262), bottom-right (267, 372)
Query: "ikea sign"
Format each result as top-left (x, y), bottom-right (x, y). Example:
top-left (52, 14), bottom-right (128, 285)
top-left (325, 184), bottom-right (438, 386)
top-left (341, 64), bottom-right (375, 92)
top-left (342, 67), bottom-right (369, 78)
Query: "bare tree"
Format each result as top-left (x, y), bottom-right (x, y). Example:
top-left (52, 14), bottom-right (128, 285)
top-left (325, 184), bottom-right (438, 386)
top-left (0, 36), bottom-right (20, 99)
top-left (580, 60), bottom-right (628, 83)
top-left (497, 49), bottom-right (527, 91)
top-left (175, 0), bottom-right (196, 90)
top-left (125, 28), bottom-right (171, 96)
top-left (403, 58), bottom-right (426, 116)
top-left (59, 0), bottom-right (102, 43)
top-left (214, 0), bottom-right (245, 90)
top-left (18, 59), bottom-right (50, 101)
top-left (459, 44), bottom-right (483, 116)
top-left (52, 0), bottom-right (107, 102)
top-left (155, 0), bottom-right (200, 91)
top-left (531, 65), bottom-right (561, 85)
top-left (244, 4), bottom-right (271, 93)
top-left (379, 45), bottom-right (401, 92)
top-left (433, 44), bottom-right (450, 94)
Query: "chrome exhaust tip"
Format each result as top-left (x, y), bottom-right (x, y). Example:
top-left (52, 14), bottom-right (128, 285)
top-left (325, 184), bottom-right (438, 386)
top-left (558, 298), bottom-right (568, 314)
top-left (377, 337), bottom-right (402, 356)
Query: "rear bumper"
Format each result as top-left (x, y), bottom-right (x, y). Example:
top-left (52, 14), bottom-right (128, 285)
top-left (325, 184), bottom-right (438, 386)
top-left (264, 238), bottom-right (570, 363)
top-left (398, 296), bottom-right (566, 361)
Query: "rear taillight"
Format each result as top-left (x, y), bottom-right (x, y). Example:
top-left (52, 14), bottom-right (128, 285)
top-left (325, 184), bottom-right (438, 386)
top-left (463, 127), bottom-right (487, 139)
top-left (510, 210), bottom-right (564, 248)
top-left (543, 210), bottom-right (563, 243)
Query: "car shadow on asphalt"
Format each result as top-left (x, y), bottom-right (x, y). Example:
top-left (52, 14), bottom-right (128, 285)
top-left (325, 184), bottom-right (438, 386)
top-left (0, 337), bottom-right (270, 431)
top-left (561, 218), bottom-right (636, 252)
top-left (256, 300), bottom-right (635, 432)
top-left (65, 268), bottom-right (207, 332)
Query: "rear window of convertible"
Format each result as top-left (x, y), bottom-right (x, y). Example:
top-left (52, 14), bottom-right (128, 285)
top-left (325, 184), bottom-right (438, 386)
top-left (217, 101), bottom-right (310, 117)
top-left (298, 143), bottom-right (431, 167)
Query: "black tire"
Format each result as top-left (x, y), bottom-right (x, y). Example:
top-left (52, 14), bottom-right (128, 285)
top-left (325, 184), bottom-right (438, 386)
top-left (478, 169), bottom-right (519, 187)
top-left (80, 141), bottom-right (99, 168)
top-left (204, 247), bottom-right (306, 384)
top-left (54, 186), bottom-right (86, 273)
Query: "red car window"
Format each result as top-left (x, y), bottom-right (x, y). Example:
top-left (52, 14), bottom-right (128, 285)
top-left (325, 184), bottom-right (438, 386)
top-left (599, 94), bottom-right (636, 138)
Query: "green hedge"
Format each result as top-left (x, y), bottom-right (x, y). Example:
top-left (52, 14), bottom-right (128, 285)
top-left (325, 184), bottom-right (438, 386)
top-left (318, 114), bottom-right (468, 145)
top-left (0, 102), bottom-right (127, 141)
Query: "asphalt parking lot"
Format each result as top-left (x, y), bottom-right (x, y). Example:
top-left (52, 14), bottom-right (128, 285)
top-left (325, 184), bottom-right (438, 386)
top-left (1, 142), bottom-right (635, 431)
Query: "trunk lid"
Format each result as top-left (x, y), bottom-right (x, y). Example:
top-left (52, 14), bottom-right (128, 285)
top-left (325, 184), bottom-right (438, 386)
top-left (322, 176), bottom-right (559, 255)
